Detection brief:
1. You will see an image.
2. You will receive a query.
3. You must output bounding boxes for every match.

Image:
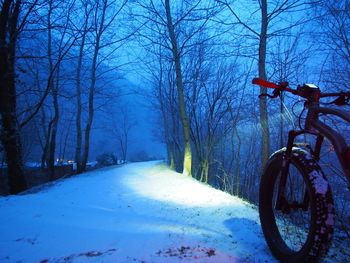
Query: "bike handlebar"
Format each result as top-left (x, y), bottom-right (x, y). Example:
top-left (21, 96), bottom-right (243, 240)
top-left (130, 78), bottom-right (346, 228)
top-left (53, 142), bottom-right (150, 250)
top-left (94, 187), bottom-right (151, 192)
top-left (252, 78), bottom-right (350, 104)
top-left (252, 78), bottom-right (296, 94)
top-left (252, 78), bottom-right (279, 89)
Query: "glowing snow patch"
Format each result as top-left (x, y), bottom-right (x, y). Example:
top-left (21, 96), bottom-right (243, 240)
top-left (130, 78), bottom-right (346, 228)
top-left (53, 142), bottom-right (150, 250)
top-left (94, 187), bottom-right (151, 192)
top-left (122, 163), bottom-right (240, 208)
top-left (137, 222), bottom-right (212, 236)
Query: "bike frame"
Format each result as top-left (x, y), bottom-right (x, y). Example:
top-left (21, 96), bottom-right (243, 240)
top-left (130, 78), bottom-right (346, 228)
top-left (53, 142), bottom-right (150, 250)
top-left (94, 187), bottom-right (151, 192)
top-left (276, 103), bottom-right (350, 212)
top-left (284, 101), bottom-right (350, 185)
top-left (252, 77), bottom-right (350, 212)
top-left (275, 95), bottom-right (350, 212)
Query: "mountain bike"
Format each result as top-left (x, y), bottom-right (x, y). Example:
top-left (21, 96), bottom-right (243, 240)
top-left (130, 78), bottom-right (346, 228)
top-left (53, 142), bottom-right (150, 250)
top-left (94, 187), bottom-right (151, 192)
top-left (252, 78), bottom-right (350, 262)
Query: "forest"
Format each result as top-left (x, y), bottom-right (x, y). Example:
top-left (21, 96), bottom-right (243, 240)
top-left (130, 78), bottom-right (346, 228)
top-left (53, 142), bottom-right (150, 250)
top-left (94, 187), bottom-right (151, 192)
top-left (0, 0), bottom-right (349, 254)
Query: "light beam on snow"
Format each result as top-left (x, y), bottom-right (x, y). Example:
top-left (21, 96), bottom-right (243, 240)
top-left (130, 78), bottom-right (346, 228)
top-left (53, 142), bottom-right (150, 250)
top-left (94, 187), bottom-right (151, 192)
top-left (122, 162), bottom-right (241, 208)
top-left (0, 161), bottom-right (290, 262)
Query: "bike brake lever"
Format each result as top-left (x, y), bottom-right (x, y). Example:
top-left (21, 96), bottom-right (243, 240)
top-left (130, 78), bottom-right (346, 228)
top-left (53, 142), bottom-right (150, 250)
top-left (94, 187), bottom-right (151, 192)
top-left (259, 93), bottom-right (272, 98)
top-left (259, 89), bottom-right (281, 99)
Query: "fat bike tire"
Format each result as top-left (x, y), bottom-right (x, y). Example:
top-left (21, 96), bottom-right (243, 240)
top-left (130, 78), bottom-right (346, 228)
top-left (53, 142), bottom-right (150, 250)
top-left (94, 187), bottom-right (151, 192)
top-left (259, 148), bottom-right (334, 262)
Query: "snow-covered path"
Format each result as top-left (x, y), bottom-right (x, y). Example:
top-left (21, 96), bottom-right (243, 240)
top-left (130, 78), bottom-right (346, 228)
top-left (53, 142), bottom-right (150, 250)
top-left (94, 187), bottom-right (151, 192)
top-left (0, 161), bottom-right (276, 262)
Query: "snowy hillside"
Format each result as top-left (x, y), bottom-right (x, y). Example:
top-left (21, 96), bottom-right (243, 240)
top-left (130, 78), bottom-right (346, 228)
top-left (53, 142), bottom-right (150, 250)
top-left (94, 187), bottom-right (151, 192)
top-left (0, 161), bottom-right (277, 262)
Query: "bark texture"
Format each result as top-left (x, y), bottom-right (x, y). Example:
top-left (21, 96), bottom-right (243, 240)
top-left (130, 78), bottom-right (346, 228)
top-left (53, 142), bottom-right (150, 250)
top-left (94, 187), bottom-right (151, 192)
top-left (0, 0), bottom-right (27, 194)
top-left (258, 0), bottom-right (270, 167)
top-left (165, 0), bottom-right (192, 176)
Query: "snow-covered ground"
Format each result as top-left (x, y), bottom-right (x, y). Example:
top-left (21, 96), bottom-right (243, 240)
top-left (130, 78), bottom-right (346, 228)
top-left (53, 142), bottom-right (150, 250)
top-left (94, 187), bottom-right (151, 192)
top-left (0, 161), bottom-right (274, 262)
top-left (0, 161), bottom-right (343, 262)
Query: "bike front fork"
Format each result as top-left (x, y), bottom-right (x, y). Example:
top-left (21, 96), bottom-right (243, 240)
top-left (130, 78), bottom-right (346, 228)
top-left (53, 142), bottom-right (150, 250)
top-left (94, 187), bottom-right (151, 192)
top-left (275, 130), bottom-right (324, 213)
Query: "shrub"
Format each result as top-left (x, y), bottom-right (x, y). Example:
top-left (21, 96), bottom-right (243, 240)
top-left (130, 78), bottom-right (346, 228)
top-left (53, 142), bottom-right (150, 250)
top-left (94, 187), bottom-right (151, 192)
top-left (96, 152), bottom-right (118, 167)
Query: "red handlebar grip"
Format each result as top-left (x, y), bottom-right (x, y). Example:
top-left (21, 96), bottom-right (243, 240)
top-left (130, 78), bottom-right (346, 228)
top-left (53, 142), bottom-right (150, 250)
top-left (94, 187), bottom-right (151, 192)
top-left (252, 78), bottom-right (278, 89)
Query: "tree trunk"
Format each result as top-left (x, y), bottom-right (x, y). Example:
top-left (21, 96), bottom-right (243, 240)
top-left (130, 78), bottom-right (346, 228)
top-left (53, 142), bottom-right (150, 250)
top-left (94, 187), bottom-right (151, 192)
top-left (42, 119), bottom-right (53, 169)
top-left (168, 145), bottom-right (175, 170)
top-left (75, 52), bottom-right (83, 171)
top-left (48, 80), bottom-right (59, 180)
top-left (0, 0), bottom-right (27, 194)
top-left (75, 6), bottom-right (90, 174)
top-left (59, 119), bottom-right (70, 164)
top-left (81, 61), bottom-right (96, 171)
top-left (118, 133), bottom-right (127, 161)
top-left (165, 0), bottom-right (192, 176)
top-left (157, 50), bottom-right (174, 170)
top-left (201, 158), bottom-right (209, 183)
top-left (81, 1), bottom-right (106, 172)
top-left (233, 124), bottom-right (241, 197)
top-left (258, 0), bottom-right (270, 167)
top-left (46, 0), bottom-right (59, 180)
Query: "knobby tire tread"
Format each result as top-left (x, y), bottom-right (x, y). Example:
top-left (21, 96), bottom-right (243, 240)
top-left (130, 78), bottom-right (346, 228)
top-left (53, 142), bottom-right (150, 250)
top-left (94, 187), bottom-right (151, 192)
top-left (259, 148), bottom-right (334, 262)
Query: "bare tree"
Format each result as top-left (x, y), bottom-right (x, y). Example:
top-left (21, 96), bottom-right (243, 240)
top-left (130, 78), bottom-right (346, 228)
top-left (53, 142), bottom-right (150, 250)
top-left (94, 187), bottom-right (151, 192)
top-left (75, 0), bottom-right (93, 173)
top-left (133, 0), bottom-right (219, 176)
top-left (80, 0), bottom-right (128, 172)
top-left (269, 31), bottom-right (310, 148)
top-left (143, 42), bottom-right (183, 171)
top-left (0, 0), bottom-right (38, 194)
top-left (316, 1), bottom-right (350, 89)
top-left (216, 0), bottom-right (316, 166)
top-left (13, 0), bottom-right (78, 172)
top-left (45, 0), bottom-right (77, 179)
top-left (110, 106), bottom-right (136, 162)
top-left (185, 44), bottom-right (239, 184)
top-left (164, 0), bottom-right (193, 176)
